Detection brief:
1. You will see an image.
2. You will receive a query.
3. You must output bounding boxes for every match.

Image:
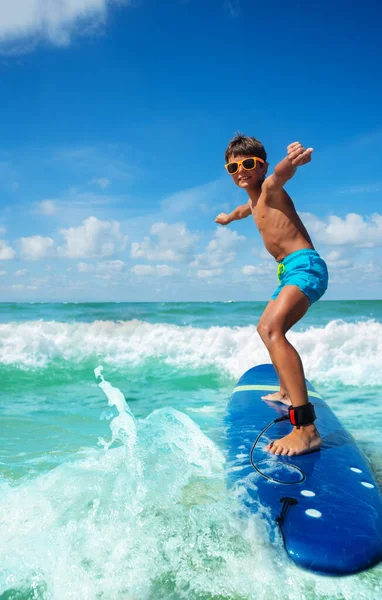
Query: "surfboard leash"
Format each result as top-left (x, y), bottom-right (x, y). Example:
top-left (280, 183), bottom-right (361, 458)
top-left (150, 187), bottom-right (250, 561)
top-left (249, 416), bottom-right (306, 485)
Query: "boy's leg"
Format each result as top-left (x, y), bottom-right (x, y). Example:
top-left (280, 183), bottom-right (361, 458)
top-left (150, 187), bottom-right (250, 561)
top-left (260, 300), bottom-right (290, 404)
top-left (257, 285), bottom-right (321, 456)
top-left (260, 297), bottom-right (308, 404)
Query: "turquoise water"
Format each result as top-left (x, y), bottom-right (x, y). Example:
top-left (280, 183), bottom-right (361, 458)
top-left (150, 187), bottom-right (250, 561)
top-left (0, 301), bottom-right (381, 599)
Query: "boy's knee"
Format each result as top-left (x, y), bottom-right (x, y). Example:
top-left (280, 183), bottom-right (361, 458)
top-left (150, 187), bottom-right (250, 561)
top-left (257, 321), bottom-right (283, 346)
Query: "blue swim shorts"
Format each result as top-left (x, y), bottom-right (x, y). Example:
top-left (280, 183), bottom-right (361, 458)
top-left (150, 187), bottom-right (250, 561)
top-left (271, 249), bottom-right (329, 305)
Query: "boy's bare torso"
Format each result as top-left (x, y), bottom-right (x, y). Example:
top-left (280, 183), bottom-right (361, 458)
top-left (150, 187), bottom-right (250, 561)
top-left (249, 186), bottom-right (314, 262)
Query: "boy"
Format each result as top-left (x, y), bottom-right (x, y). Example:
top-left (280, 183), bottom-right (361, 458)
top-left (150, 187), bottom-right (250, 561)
top-left (216, 134), bottom-right (328, 456)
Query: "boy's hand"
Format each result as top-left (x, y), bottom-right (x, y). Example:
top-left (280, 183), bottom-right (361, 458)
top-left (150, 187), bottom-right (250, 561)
top-left (287, 142), bottom-right (313, 167)
top-left (215, 212), bottom-right (230, 226)
top-left (264, 142), bottom-right (314, 192)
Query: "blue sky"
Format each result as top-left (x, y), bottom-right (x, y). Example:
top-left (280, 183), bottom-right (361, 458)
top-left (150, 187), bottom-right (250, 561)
top-left (0, 0), bottom-right (382, 301)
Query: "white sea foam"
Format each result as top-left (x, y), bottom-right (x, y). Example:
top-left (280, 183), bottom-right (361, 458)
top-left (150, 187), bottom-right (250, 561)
top-left (1, 374), bottom-right (380, 599)
top-left (1, 318), bottom-right (382, 386)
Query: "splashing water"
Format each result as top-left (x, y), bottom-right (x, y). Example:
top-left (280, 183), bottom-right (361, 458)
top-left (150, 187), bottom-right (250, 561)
top-left (1, 302), bottom-right (382, 599)
top-left (0, 367), bottom-right (381, 600)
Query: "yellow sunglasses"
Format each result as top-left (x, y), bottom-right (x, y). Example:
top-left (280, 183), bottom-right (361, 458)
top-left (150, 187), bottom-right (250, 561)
top-left (225, 156), bottom-right (265, 175)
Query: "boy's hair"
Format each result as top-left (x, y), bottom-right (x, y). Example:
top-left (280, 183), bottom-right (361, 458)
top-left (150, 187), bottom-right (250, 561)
top-left (225, 133), bottom-right (267, 163)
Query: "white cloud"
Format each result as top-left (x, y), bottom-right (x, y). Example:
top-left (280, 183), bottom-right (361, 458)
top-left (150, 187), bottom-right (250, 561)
top-left (201, 201), bottom-right (230, 216)
top-left (0, 240), bottom-right (16, 260)
top-left (156, 265), bottom-right (179, 277)
top-left (131, 222), bottom-right (198, 263)
top-left (38, 200), bottom-right (58, 215)
top-left (77, 262), bottom-right (95, 273)
top-left (19, 235), bottom-right (55, 260)
top-left (15, 269), bottom-right (28, 277)
top-left (301, 212), bottom-right (382, 248)
top-left (30, 277), bottom-right (49, 287)
top-left (35, 190), bottom-right (120, 214)
top-left (0, 0), bottom-right (131, 52)
top-left (59, 216), bottom-right (128, 258)
top-left (192, 227), bottom-right (245, 269)
top-left (77, 259), bottom-right (125, 273)
top-left (0, 226), bottom-right (7, 234)
top-left (325, 250), bottom-right (342, 262)
top-left (197, 269), bottom-right (223, 279)
top-left (324, 250), bottom-right (352, 270)
top-left (89, 177), bottom-right (111, 189)
top-left (131, 264), bottom-right (179, 277)
top-left (102, 260), bottom-right (125, 271)
top-left (161, 180), bottom-right (227, 215)
top-left (53, 146), bottom-right (135, 182)
top-left (242, 263), bottom-right (273, 276)
top-left (0, 271), bottom-right (7, 276)
top-left (131, 265), bottom-right (154, 276)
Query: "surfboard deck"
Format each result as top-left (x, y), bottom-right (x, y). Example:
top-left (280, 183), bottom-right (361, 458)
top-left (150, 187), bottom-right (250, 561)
top-left (224, 364), bottom-right (382, 575)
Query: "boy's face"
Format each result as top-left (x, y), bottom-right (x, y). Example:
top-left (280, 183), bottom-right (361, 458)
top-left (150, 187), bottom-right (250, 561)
top-left (227, 154), bottom-right (268, 190)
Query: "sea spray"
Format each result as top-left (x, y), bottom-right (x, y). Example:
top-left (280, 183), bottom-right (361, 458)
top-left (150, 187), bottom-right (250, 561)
top-left (1, 319), bottom-right (382, 387)
top-left (1, 301), bottom-right (382, 599)
top-left (0, 369), bottom-right (381, 598)
top-left (95, 365), bottom-right (137, 450)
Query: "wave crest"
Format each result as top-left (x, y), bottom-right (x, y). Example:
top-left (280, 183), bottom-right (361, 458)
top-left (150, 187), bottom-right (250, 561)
top-left (1, 319), bottom-right (381, 386)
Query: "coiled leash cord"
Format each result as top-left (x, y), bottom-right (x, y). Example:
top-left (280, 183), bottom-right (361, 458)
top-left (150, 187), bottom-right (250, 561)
top-left (249, 403), bottom-right (317, 485)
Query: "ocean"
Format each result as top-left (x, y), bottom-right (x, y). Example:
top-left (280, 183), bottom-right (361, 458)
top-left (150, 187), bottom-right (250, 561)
top-left (0, 300), bottom-right (381, 600)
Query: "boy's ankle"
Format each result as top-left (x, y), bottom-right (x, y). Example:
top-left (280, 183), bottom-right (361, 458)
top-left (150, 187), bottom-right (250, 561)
top-left (295, 423), bottom-right (318, 433)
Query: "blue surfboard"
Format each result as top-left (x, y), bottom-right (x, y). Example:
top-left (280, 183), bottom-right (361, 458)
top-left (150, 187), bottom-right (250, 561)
top-left (224, 364), bottom-right (382, 575)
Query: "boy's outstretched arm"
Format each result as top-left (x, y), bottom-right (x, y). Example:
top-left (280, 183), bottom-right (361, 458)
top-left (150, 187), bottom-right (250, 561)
top-left (215, 203), bottom-right (251, 225)
top-left (264, 141), bottom-right (313, 192)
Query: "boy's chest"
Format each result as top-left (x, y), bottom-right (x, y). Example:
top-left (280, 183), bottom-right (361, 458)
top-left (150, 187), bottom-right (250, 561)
top-left (251, 204), bottom-right (269, 232)
top-left (251, 200), bottom-right (287, 234)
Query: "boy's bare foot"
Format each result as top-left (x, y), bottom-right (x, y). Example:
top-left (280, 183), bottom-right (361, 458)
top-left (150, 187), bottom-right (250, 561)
top-left (266, 424), bottom-right (322, 456)
top-left (261, 391), bottom-right (292, 406)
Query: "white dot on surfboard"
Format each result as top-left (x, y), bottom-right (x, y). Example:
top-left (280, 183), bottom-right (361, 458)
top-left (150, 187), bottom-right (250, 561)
top-left (301, 490), bottom-right (315, 497)
top-left (306, 509), bottom-right (322, 518)
top-left (350, 467), bottom-right (362, 473)
top-left (361, 482), bottom-right (374, 489)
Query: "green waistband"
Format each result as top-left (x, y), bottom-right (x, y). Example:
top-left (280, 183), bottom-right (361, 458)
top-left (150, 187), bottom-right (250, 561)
top-left (277, 263), bottom-right (286, 282)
